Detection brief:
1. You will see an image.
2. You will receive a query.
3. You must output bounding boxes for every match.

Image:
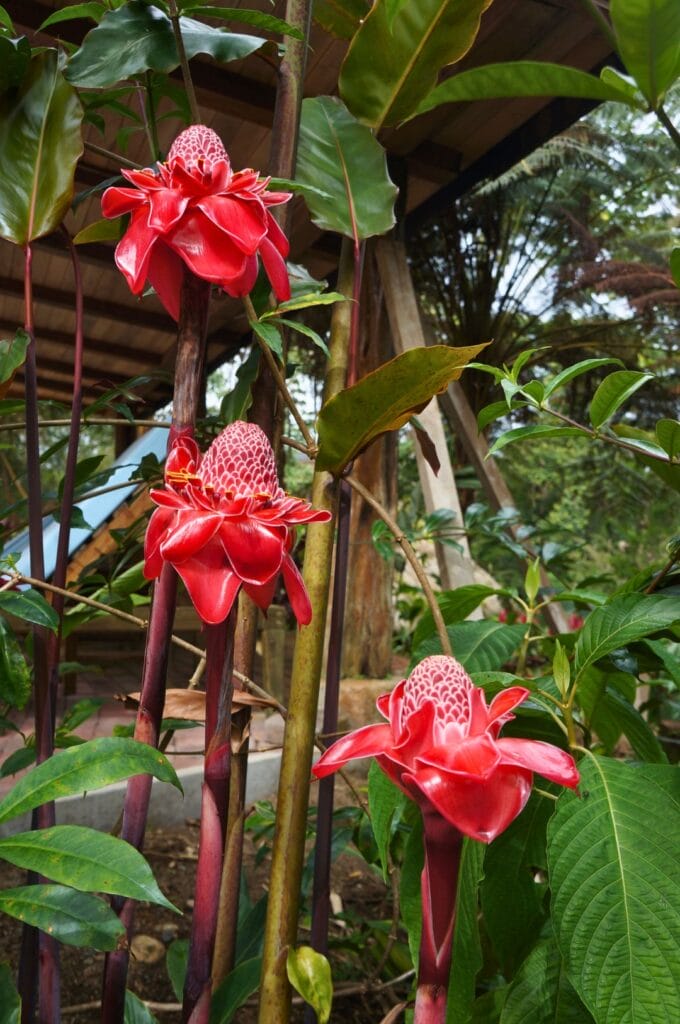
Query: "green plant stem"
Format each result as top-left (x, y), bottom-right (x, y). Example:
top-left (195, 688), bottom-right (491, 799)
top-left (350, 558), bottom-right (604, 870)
top-left (83, 140), bottom-right (142, 170)
top-left (345, 475), bottom-right (452, 658)
top-left (145, 71), bottom-right (161, 160)
top-left (542, 405), bottom-right (671, 463)
top-left (242, 295), bottom-right (317, 455)
top-left (655, 106), bottom-right (680, 154)
top-left (167, 0), bottom-right (200, 124)
top-left (257, 239), bottom-right (352, 1024)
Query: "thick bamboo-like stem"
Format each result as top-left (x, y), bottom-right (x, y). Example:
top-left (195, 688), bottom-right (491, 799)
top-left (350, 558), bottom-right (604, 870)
top-left (101, 271), bottom-right (210, 1024)
top-left (18, 244), bottom-right (58, 1024)
top-left (258, 240), bottom-right (353, 1023)
top-left (183, 611), bottom-right (237, 1024)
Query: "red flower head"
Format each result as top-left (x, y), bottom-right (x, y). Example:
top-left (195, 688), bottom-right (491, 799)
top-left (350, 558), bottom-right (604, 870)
top-left (313, 654), bottom-right (579, 843)
top-left (101, 125), bottom-right (292, 320)
top-left (144, 422), bottom-right (331, 626)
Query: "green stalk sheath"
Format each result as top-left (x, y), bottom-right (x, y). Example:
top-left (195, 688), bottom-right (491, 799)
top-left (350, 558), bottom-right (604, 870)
top-left (258, 240), bottom-right (353, 1023)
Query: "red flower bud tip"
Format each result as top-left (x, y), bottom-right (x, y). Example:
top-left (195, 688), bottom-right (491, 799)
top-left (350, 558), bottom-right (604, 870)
top-left (101, 125), bottom-right (292, 320)
top-left (313, 654), bottom-right (579, 843)
top-left (144, 422), bottom-right (331, 626)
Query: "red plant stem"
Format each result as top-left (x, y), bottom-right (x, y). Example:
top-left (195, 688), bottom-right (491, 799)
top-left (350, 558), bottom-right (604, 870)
top-left (183, 611), bottom-right (237, 1023)
top-left (414, 811), bottom-right (463, 1024)
top-left (18, 244), bottom-right (59, 1024)
top-left (101, 270), bottom-right (210, 1024)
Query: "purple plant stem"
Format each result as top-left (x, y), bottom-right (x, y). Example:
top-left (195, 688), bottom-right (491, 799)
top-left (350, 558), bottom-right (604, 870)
top-left (18, 244), bottom-right (59, 1024)
top-left (414, 810), bottom-right (463, 1024)
top-left (183, 610), bottom-right (236, 1023)
top-left (101, 270), bottom-right (210, 1024)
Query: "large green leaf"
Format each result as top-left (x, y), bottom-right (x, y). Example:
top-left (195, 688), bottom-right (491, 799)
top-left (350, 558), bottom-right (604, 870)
top-left (488, 424), bottom-right (583, 455)
top-left (0, 737), bottom-right (182, 825)
top-left (399, 813), bottom-right (424, 969)
top-left (316, 344), bottom-right (485, 475)
top-left (613, 423), bottom-right (680, 494)
top-left (574, 594), bottom-right (680, 680)
top-left (339, 0), bottom-right (493, 128)
top-left (295, 96), bottom-right (397, 240)
top-left (0, 826), bottom-right (177, 911)
top-left (0, 884), bottom-right (125, 950)
top-left (589, 370), bottom-right (654, 429)
top-left (0, 618), bottom-right (30, 710)
top-left (0, 588), bottom-right (59, 631)
top-left (313, 0), bottom-right (369, 39)
top-left (67, 1), bottom-right (264, 88)
top-left (0, 330), bottom-right (29, 387)
top-left (413, 621), bottom-right (526, 673)
top-left (544, 358), bottom-right (624, 400)
top-left (548, 756), bottom-right (680, 1023)
top-left (368, 760), bottom-right (410, 880)
top-left (412, 586), bottom-right (501, 663)
top-left (415, 61), bottom-right (641, 118)
top-left (610, 0), bottom-right (680, 107)
top-left (447, 838), bottom-right (485, 1024)
top-left (209, 957), bottom-right (262, 1024)
top-left (655, 419), bottom-right (680, 460)
top-left (0, 963), bottom-right (20, 1024)
top-left (500, 936), bottom-right (591, 1024)
top-left (481, 792), bottom-right (552, 975)
top-left (0, 51), bottom-right (83, 245)
top-left (124, 991), bottom-right (159, 1024)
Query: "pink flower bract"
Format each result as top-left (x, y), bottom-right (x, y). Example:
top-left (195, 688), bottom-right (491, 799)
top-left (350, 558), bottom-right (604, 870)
top-left (313, 654), bottom-right (579, 842)
top-left (102, 125), bottom-right (292, 320)
top-left (144, 422), bottom-right (331, 626)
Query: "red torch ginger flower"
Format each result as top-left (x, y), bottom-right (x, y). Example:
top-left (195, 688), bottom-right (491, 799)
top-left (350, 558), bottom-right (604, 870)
top-left (313, 654), bottom-right (579, 843)
top-left (144, 422), bottom-right (331, 625)
top-left (102, 125), bottom-right (292, 320)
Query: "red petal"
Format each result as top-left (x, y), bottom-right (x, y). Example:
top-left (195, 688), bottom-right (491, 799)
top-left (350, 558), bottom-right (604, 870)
top-left (280, 554), bottom-right (311, 626)
top-left (243, 575), bottom-right (278, 613)
top-left (173, 541), bottom-right (242, 624)
top-left (496, 738), bottom-right (580, 789)
top-left (219, 519), bottom-right (285, 585)
top-left (196, 194), bottom-right (266, 254)
top-left (159, 511), bottom-right (222, 562)
top-left (265, 210), bottom-right (290, 257)
top-left (114, 209), bottom-right (158, 293)
top-left (144, 507), bottom-right (175, 579)
top-left (412, 763), bottom-right (533, 843)
top-left (167, 210), bottom-right (248, 284)
top-left (486, 687), bottom-right (530, 732)
top-left (121, 168), bottom-right (164, 190)
top-left (101, 186), bottom-right (144, 218)
top-left (146, 243), bottom-right (185, 321)
top-left (419, 734), bottom-right (500, 777)
top-left (149, 488), bottom-right (187, 509)
top-left (221, 254), bottom-right (259, 298)
top-left (259, 235), bottom-right (291, 301)
top-left (312, 724), bottom-right (393, 779)
top-left (147, 188), bottom-right (190, 232)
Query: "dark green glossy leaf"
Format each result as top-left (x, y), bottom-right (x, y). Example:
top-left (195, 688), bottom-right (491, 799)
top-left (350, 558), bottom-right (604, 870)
top-left (220, 346), bottom-right (259, 424)
top-left (412, 585), bottom-right (500, 651)
top-left (166, 938), bottom-right (188, 1001)
top-left (0, 588), bottom-right (59, 631)
top-left (543, 358), bottom-right (623, 400)
top-left (655, 418), bottom-right (680, 460)
top-left (316, 344), bottom-right (485, 475)
top-left (447, 838), bottom-right (485, 1024)
top-left (235, 894), bottom-right (267, 965)
top-left (415, 61), bottom-right (640, 118)
top-left (250, 320), bottom-right (282, 360)
top-left (671, 247), bottom-right (680, 288)
top-left (178, 6), bottom-right (303, 39)
top-left (0, 963), bottom-right (20, 1024)
top-left (0, 618), bottom-right (30, 710)
top-left (610, 0), bottom-right (680, 107)
top-left (548, 756), bottom-right (680, 1023)
top-left (613, 423), bottom-right (680, 493)
top-left (0, 826), bottom-right (177, 911)
top-left (209, 957), bottom-right (262, 1024)
top-left (488, 424), bottom-right (583, 455)
top-left (0, 51), bottom-right (83, 244)
top-left (589, 370), bottom-right (654, 429)
top-left (313, 0), bottom-right (369, 40)
top-left (39, 3), bottom-right (105, 29)
top-left (0, 330), bottom-right (29, 386)
top-left (500, 935), bottom-right (591, 1024)
top-left (124, 991), bottom-right (159, 1024)
top-left (0, 35), bottom-right (30, 95)
top-left (574, 594), bottom-right (680, 679)
top-left (0, 884), bottom-right (125, 950)
top-left (295, 96), bottom-right (397, 240)
top-left (286, 947), bottom-right (332, 1024)
top-left (0, 747), bottom-right (36, 779)
top-left (277, 319), bottom-right (330, 357)
top-left (0, 736), bottom-right (182, 825)
top-left (67, 2), bottom-right (265, 88)
top-left (399, 813), bottom-right (423, 969)
top-left (413, 622), bottom-right (526, 673)
top-left (339, 0), bottom-right (492, 128)
top-left (368, 761), bottom-right (410, 880)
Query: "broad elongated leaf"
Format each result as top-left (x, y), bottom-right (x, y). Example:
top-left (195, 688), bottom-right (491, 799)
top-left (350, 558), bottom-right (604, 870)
top-left (544, 358), bottom-right (623, 400)
top-left (166, 938), bottom-right (188, 1001)
top-left (613, 423), bottom-right (680, 494)
top-left (295, 96), bottom-right (397, 240)
top-left (0, 826), bottom-right (177, 911)
top-left (124, 991), bottom-right (159, 1024)
top-left (286, 947), bottom-right (332, 1024)
top-left (447, 838), bottom-right (485, 1024)
top-left (209, 957), bottom-right (262, 1024)
top-left (548, 756), bottom-right (680, 1023)
top-left (399, 813), bottom-right (424, 969)
top-left (0, 35), bottom-right (30, 96)
top-left (574, 594), bottom-right (680, 679)
top-left (179, 6), bottom-right (304, 39)
top-left (488, 424), bottom-right (583, 455)
top-left (0, 588), bottom-right (59, 631)
top-left (500, 936), bottom-right (591, 1024)
top-left (413, 622), bottom-right (526, 673)
top-left (0, 963), bottom-right (20, 1024)
top-left (0, 618), bottom-right (30, 710)
top-left (589, 370), bottom-right (654, 429)
top-left (368, 761), bottom-right (410, 880)
top-left (655, 418), bottom-right (680, 460)
top-left (39, 3), bottom-right (105, 29)
top-left (73, 216), bottom-right (124, 245)
top-left (610, 0), bottom-right (680, 107)
top-left (339, 0), bottom-right (493, 128)
top-left (67, 1), bottom-right (264, 88)
top-left (415, 61), bottom-right (640, 118)
top-left (412, 585), bottom-right (501, 651)
top-left (0, 884), bottom-right (125, 950)
top-left (0, 737), bottom-right (182, 825)
top-left (0, 330), bottom-right (29, 389)
top-left (313, 0), bottom-right (369, 39)
top-left (316, 344), bottom-right (485, 475)
top-left (0, 51), bottom-right (83, 244)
